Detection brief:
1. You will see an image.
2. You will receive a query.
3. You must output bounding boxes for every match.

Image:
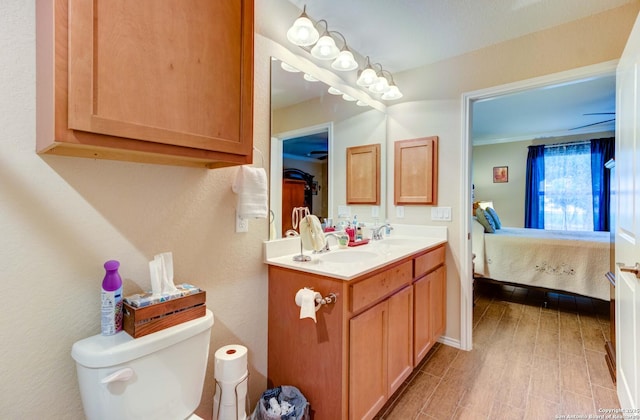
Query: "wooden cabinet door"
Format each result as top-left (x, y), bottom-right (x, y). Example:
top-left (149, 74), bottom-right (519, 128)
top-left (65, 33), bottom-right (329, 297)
top-left (394, 136), bottom-right (438, 205)
top-left (387, 285), bottom-right (414, 396)
top-left (347, 144), bottom-right (381, 204)
top-left (36, 0), bottom-right (253, 168)
top-left (350, 300), bottom-right (387, 420)
top-left (430, 266), bottom-right (447, 341)
top-left (67, 0), bottom-right (252, 153)
top-left (413, 273), bottom-right (432, 365)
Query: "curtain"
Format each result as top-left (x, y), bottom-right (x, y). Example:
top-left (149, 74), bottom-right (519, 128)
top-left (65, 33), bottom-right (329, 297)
top-left (524, 145), bottom-right (545, 228)
top-left (590, 137), bottom-right (615, 231)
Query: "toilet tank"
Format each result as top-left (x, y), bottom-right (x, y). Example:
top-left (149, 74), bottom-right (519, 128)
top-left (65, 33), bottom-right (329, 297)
top-left (72, 310), bottom-right (214, 420)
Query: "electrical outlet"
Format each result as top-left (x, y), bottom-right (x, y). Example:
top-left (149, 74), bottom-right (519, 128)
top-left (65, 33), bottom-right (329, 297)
top-left (371, 206), bottom-right (380, 218)
top-left (236, 212), bottom-right (248, 233)
top-left (396, 206), bottom-right (404, 218)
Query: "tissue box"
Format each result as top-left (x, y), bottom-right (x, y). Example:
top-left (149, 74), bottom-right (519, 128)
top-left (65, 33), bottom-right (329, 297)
top-left (123, 288), bottom-right (206, 338)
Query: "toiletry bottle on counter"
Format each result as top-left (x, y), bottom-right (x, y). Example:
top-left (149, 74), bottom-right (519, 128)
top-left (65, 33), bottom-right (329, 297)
top-left (101, 260), bottom-right (123, 336)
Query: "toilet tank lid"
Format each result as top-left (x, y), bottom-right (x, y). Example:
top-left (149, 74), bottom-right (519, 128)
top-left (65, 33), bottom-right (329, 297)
top-left (71, 310), bottom-right (213, 368)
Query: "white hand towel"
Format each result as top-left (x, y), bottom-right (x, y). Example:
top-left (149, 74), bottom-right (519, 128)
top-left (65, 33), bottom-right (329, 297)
top-left (299, 215), bottom-right (326, 251)
top-left (232, 166), bottom-right (268, 218)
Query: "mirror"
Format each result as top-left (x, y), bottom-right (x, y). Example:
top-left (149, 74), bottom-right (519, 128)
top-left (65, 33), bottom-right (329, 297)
top-left (270, 57), bottom-right (387, 239)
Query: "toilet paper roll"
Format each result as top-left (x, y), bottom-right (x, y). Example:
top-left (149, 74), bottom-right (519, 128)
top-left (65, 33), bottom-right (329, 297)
top-left (214, 345), bottom-right (248, 382)
top-left (295, 288), bottom-right (321, 323)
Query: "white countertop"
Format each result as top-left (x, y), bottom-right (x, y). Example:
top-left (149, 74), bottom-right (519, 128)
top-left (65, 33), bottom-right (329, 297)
top-left (264, 225), bottom-right (447, 281)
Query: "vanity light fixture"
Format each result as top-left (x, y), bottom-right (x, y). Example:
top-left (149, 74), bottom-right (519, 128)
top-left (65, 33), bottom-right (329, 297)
top-left (356, 100), bottom-right (369, 107)
top-left (342, 94), bottom-right (357, 101)
top-left (286, 6), bottom-right (320, 46)
top-left (327, 86), bottom-right (342, 95)
top-left (287, 5), bottom-right (403, 101)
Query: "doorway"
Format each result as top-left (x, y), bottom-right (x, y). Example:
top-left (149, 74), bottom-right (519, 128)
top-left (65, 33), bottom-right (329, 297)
top-left (460, 60), bottom-right (618, 350)
top-left (270, 122), bottom-right (333, 239)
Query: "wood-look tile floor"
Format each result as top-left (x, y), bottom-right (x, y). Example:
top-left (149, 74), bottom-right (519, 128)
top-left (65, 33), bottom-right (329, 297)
top-left (375, 282), bottom-right (619, 420)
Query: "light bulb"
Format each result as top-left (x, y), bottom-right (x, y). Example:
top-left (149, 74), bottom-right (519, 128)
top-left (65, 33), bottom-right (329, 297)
top-left (311, 35), bottom-right (339, 60)
top-left (369, 76), bottom-right (390, 94)
top-left (382, 85), bottom-right (403, 100)
top-left (357, 68), bottom-right (378, 86)
top-left (331, 50), bottom-right (358, 71)
top-left (286, 16), bottom-right (319, 46)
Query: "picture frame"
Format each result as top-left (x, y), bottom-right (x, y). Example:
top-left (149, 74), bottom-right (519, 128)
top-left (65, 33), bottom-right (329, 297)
top-left (493, 166), bottom-right (508, 183)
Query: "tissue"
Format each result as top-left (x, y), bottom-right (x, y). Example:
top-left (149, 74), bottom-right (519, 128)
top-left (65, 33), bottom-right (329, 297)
top-left (156, 252), bottom-right (177, 294)
top-left (295, 288), bottom-right (321, 323)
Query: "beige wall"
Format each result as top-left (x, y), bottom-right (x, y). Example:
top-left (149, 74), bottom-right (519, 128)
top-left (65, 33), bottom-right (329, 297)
top-left (3, 3), bottom-right (271, 419)
top-left (1, 1), bottom-right (638, 419)
top-left (472, 131), bottom-right (615, 227)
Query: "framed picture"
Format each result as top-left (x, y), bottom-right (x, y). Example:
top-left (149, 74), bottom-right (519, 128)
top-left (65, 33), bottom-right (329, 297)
top-left (493, 166), bottom-right (508, 183)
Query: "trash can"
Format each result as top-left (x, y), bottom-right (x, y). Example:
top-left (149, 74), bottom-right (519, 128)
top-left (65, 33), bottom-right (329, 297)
top-left (250, 386), bottom-right (310, 420)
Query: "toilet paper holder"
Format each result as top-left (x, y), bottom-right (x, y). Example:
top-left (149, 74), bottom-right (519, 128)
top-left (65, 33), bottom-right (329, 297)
top-left (315, 292), bottom-right (337, 306)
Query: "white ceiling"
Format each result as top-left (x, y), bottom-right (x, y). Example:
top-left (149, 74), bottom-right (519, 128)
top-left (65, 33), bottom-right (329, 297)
top-left (273, 0), bottom-right (628, 145)
top-left (284, 0), bottom-right (632, 72)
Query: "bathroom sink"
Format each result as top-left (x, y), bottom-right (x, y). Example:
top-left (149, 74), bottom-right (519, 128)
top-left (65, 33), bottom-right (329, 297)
top-left (318, 250), bottom-right (379, 264)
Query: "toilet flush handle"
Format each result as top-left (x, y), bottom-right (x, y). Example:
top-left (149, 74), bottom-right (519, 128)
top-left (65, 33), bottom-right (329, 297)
top-left (101, 367), bottom-right (134, 384)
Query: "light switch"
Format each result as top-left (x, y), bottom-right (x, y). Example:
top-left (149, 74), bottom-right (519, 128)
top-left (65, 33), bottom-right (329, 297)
top-left (431, 206), bottom-right (452, 221)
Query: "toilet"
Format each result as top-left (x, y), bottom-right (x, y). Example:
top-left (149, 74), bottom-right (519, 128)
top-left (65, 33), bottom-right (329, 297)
top-left (71, 309), bottom-right (214, 420)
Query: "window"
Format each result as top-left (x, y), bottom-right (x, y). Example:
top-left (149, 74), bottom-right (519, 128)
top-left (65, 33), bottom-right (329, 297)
top-left (543, 143), bottom-right (593, 231)
top-left (525, 138), bottom-right (614, 232)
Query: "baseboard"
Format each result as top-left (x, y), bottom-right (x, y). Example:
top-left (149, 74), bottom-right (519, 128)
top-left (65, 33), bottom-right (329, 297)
top-left (438, 335), bottom-right (461, 349)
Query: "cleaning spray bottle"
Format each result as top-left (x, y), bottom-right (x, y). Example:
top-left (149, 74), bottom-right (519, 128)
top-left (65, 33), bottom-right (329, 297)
top-left (101, 260), bottom-right (123, 335)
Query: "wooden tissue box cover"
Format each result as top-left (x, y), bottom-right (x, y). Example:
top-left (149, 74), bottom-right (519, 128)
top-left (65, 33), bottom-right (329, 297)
top-left (123, 290), bottom-right (206, 338)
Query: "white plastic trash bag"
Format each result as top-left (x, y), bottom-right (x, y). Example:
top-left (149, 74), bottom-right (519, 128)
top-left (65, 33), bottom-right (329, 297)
top-left (251, 386), bottom-right (309, 420)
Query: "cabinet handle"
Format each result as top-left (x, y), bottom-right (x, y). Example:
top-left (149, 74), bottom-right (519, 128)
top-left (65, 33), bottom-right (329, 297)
top-left (618, 262), bottom-right (640, 278)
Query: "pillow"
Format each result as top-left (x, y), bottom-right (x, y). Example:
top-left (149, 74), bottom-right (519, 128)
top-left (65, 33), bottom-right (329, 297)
top-left (485, 207), bottom-right (502, 229)
top-left (475, 208), bottom-right (496, 233)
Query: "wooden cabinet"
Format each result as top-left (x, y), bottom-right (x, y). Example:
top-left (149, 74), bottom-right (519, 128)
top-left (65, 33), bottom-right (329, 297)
top-left (349, 300), bottom-right (387, 420)
top-left (394, 136), bottom-right (438, 205)
top-left (282, 179), bottom-right (307, 233)
top-left (414, 266), bottom-right (446, 364)
top-left (413, 246), bottom-right (446, 364)
top-left (347, 144), bottom-right (381, 204)
top-left (350, 285), bottom-right (413, 420)
top-left (36, 0), bottom-right (254, 169)
top-left (267, 243), bottom-right (446, 420)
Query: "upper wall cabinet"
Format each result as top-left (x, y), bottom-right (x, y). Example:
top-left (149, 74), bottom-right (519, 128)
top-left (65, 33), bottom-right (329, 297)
top-left (394, 136), bottom-right (438, 205)
top-left (36, 0), bottom-right (254, 169)
top-left (347, 144), bottom-right (381, 205)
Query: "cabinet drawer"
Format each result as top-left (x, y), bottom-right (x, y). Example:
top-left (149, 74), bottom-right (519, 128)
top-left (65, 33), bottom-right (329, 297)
top-left (351, 261), bottom-right (412, 313)
top-left (414, 245), bottom-right (445, 278)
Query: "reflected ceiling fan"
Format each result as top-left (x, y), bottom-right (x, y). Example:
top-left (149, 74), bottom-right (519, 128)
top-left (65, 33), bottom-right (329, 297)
top-left (306, 150), bottom-right (328, 160)
top-left (570, 112), bottom-right (616, 130)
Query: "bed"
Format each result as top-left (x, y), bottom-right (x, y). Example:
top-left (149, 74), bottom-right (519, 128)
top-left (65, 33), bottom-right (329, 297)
top-left (472, 217), bottom-right (611, 301)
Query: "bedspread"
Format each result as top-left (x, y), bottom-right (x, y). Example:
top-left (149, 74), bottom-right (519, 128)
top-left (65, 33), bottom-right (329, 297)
top-left (472, 220), bottom-right (611, 300)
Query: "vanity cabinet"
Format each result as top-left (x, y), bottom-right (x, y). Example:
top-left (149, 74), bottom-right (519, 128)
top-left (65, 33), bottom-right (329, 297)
top-left (267, 244), bottom-right (446, 420)
top-left (36, 0), bottom-right (254, 169)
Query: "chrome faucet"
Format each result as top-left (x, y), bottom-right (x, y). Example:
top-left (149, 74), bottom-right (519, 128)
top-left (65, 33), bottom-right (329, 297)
top-left (315, 232), bottom-right (343, 253)
top-left (372, 224), bottom-right (393, 240)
